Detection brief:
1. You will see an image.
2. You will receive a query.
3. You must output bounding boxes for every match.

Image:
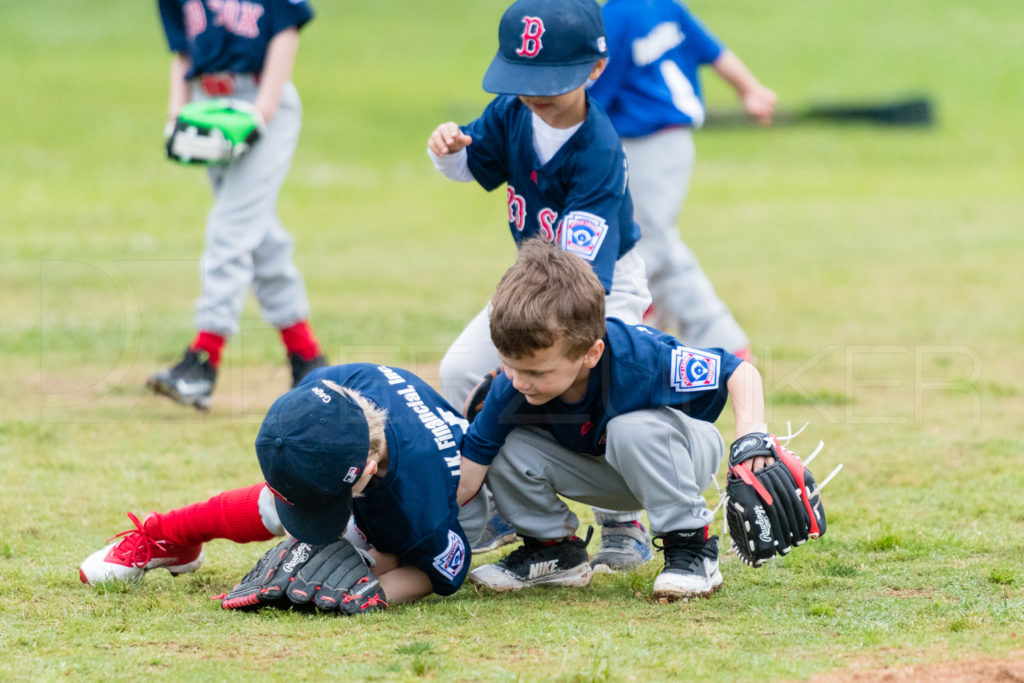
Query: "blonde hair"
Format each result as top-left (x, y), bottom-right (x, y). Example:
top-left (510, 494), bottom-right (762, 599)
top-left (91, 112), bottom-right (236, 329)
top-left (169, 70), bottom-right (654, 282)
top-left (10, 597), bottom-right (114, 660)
top-left (321, 380), bottom-right (388, 463)
top-left (490, 239), bottom-right (605, 359)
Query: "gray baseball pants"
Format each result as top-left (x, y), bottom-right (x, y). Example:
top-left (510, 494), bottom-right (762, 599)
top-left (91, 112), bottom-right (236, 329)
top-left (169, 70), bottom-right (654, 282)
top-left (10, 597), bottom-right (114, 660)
top-left (485, 407), bottom-right (725, 539)
top-left (623, 127), bottom-right (748, 351)
top-left (191, 77), bottom-right (311, 337)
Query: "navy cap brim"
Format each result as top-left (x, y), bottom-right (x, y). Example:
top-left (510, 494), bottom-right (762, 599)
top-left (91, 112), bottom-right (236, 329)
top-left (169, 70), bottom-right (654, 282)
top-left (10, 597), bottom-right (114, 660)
top-left (273, 490), bottom-right (353, 546)
top-left (482, 51), bottom-right (597, 96)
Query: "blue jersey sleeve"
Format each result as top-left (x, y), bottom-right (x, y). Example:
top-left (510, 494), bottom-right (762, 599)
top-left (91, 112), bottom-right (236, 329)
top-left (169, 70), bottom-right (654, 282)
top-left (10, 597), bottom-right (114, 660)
top-left (157, 0), bottom-right (188, 53)
top-left (403, 526), bottom-right (471, 596)
top-left (653, 342), bottom-right (741, 422)
top-left (586, 0), bottom-right (633, 110)
top-left (602, 320), bottom-right (742, 425)
top-left (460, 373), bottom-right (520, 466)
top-left (268, 0), bottom-right (315, 36)
top-left (464, 97), bottom-right (512, 192)
top-left (675, 1), bottom-right (724, 65)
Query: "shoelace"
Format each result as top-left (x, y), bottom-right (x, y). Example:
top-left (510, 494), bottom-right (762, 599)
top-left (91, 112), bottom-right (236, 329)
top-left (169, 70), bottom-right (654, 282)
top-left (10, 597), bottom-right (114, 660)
top-left (106, 512), bottom-right (169, 568)
top-left (654, 539), bottom-right (715, 573)
top-left (599, 524), bottom-right (646, 551)
top-left (501, 527), bottom-right (594, 567)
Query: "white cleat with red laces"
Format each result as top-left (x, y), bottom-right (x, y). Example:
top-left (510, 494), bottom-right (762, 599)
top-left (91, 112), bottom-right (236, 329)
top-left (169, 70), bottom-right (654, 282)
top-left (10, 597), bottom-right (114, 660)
top-left (79, 512), bottom-right (204, 585)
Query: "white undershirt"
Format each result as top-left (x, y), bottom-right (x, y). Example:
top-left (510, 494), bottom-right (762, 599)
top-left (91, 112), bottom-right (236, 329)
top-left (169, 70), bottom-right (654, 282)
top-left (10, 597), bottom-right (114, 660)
top-left (531, 113), bottom-right (582, 164)
top-left (427, 113), bottom-right (583, 181)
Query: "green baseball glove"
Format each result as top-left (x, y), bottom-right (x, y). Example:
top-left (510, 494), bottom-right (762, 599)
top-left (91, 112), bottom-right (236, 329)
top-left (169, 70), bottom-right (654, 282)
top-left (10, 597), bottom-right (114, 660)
top-left (166, 98), bottom-right (265, 165)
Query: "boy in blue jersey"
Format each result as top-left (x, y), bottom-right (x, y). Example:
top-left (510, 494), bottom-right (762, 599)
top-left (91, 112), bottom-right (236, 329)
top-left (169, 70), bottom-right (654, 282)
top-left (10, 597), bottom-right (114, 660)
top-left (428, 0), bottom-right (654, 571)
top-left (81, 364), bottom-right (487, 607)
top-left (588, 0), bottom-right (776, 357)
top-left (457, 240), bottom-right (773, 601)
top-left (148, 0), bottom-right (327, 410)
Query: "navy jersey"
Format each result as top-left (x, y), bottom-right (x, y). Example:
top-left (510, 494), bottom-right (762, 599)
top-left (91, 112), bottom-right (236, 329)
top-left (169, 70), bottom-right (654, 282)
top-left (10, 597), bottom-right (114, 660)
top-left (587, 0), bottom-right (724, 136)
top-left (462, 318), bottom-right (743, 465)
top-left (158, 0), bottom-right (314, 79)
top-left (300, 363), bottom-right (470, 596)
top-left (462, 95), bottom-right (641, 292)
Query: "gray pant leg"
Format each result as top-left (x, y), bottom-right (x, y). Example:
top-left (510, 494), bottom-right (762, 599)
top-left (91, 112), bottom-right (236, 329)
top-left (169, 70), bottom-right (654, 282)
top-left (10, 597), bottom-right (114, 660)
top-left (604, 407), bottom-right (724, 534)
top-left (623, 130), bottom-right (748, 351)
top-left (457, 485), bottom-right (493, 549)
top-left (487, 427), bottom-right (634, 540)
top-left (194, 82), bottom-right (311, 336)
top-left (604, 248), bottom-right (652, 325)
top-left (439, 304), bottom-right (501, 409)
top-left (488, 409), bottom-right (724, 539)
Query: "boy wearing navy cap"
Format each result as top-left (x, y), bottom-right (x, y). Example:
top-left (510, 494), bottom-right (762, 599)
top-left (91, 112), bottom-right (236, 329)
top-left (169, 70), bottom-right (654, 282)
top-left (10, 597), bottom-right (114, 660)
top-left (458, 240), bottom-right (771, 601)
top-left (427, 0), bottom-right (655, 571)
top-left (81, 364), bottom-right (487, 607)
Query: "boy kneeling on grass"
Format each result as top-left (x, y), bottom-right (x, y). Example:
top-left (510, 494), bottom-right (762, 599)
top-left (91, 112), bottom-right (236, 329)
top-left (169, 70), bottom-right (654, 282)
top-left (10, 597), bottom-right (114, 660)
top-left (81, 363), bottom-right (488, 611)
top-left (457, 239), bottom-right (773, 601)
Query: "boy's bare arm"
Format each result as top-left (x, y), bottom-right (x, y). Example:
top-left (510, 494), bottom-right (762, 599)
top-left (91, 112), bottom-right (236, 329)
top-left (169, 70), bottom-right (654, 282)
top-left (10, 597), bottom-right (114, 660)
top-left (254, 27), bottom-right (300, 124)
top-left (375, 565), bottom-right (435, 605)
top-left (457, 458), bottom-right (489, 506)
top-left (711, 51), bottom-right (777, 125)
top-left (726, 361), bottom-right (773, 470)
top-left (168, 52), bottom-right (191, 122)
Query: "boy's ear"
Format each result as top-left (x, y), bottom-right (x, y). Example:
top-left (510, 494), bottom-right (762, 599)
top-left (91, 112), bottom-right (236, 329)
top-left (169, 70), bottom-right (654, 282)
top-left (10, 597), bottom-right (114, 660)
top-left (582, 338), bottom-right (605, 369)
top-left (589, 58), bottom-right (608, 81)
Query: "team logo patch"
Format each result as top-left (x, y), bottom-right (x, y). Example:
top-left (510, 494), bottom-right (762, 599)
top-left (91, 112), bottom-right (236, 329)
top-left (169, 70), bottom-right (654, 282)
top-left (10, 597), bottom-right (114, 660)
top-left (670, 347), bottom-right (721, 392)
top-left (342, 466), bottom-right (360, 484)
top-left (558, 211), bottom-right (608, 262)
top-left (432, 530), bottom-right (467, 581)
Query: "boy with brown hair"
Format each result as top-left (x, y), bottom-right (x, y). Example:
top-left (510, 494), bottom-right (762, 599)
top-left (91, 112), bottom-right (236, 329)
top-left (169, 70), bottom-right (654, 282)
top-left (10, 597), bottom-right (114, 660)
top-left (456, 239), bottom-right (772, 600)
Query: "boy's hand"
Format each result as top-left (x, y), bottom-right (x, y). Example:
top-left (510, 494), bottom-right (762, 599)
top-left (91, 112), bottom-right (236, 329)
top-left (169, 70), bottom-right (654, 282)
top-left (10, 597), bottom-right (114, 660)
top-left (743, 85), bottom-right (777, 125)
top-left (428, 122), bottom-right (472, 156)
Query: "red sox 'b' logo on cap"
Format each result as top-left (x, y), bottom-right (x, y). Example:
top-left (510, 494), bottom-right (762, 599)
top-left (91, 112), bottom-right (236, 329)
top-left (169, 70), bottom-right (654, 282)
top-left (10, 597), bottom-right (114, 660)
top-left (516, 16), bottom-right (545, 57)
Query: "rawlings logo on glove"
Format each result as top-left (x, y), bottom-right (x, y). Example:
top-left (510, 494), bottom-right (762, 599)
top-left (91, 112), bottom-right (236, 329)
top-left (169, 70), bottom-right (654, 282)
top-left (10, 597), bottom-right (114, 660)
top-left (725, 431), bottom-right (835, 567)
top-left (166, 98), bottom-right (265, 165)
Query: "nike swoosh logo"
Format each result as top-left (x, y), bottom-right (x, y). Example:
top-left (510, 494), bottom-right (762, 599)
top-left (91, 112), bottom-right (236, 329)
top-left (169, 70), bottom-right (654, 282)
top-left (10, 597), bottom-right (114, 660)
top-left (174, 379), bottom-right (210, 394)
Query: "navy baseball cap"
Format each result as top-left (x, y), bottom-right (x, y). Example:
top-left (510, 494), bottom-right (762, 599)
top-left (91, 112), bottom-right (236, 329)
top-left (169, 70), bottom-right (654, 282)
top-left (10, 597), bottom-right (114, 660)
top-left (255, 379), bottom-right (370, 545)
top-left (483, 0), bottom-right (608, 97)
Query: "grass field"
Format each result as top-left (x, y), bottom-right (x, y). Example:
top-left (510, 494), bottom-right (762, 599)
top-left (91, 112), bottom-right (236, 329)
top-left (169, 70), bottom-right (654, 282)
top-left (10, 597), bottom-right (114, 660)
top-left (2, 1), bottom-right (1023, 680)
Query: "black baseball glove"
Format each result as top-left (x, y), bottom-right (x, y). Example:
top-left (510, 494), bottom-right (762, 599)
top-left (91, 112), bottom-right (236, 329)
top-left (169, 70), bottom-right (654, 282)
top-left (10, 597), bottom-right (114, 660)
top-left (222, 538), bottom-right (387, 615)
top-left (286, 540), bottom-right (387, 615)
top-left (463, 367), bottom-right (501, 423)
top-left (221, 537), bottom-right (320, 610)
top-left (725, 432), bottom-right (826, 567)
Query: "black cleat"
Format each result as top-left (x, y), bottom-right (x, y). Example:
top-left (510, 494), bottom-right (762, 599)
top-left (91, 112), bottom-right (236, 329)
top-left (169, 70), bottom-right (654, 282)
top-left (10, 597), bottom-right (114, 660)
top-left (289, 353), bottom-right (328, 388)
top-left (469, 530), bottom-right (593, 591)
top-left (652, 530), bottom-right (723, 601)
top-left (147, 348), bottom-right (216, 411)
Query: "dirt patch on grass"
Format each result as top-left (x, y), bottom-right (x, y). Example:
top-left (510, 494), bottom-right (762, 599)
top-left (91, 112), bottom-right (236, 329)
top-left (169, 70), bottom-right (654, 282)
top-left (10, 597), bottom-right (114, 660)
top-left (810, 655), bottom-right (1024, 682)
top-left (883, 588), bottom-right (934, 598)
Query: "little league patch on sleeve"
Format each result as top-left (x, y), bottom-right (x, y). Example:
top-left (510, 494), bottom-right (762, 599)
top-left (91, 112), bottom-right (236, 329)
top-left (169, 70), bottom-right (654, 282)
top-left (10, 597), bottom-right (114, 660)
top-left (670, 347), bottom-right (721, 392)
top-left (558, 211), bottom-right (609, 262)
top-left (432, 530), bottom-right (467, 581)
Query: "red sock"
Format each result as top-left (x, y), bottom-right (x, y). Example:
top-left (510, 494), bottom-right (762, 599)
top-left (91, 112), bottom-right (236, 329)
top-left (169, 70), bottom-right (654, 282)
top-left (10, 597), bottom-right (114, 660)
top-left (279, 320), bottom-right (321, 361)
top-left (150, 483), bottom-right (274, 547)
top-left (190, 331), bottom-right (226, 368)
